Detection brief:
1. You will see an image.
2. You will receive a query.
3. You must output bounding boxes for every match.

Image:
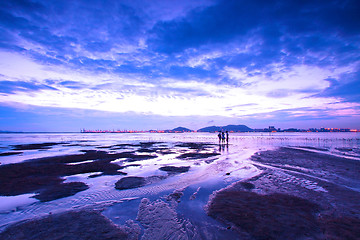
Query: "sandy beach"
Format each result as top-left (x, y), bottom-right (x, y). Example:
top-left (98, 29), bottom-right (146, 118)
top-left (0, 133), bottom-right (359, 239)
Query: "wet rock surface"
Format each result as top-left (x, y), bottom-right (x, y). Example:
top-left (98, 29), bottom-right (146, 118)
top-left (0, 150), bottom-right (131, 199)
top-left (115, 176), bottom-right (146, 190)
top-left (175, 142), bottom-right (216, 150)
top-left (10, 142), bottom-right (65, 150)
top-left (207, 191), bottom-right (321, 240)
top-left (34, 182), bottom-right (89, 202)
top-left (159, 166), bottom-right (190, 173)
top-left (177, 152), bottom-right (220, 160)
top-left (207, 147), bottom-right (360, 239)
top-left (0, 210), bottom-right (138, 240)
top-left (115, 175), bottom-right (167, 190)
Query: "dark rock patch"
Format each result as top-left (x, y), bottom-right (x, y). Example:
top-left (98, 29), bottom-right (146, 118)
top-left (64, 161), bottom-right (126, 176)
top-left (0, 210), bottom-right (132, 240)
top-left (207, 191), bottom-right (321, 240)
top-left (228, 147), bottom-right (360, 239)
top-left (95, 145), bottom-right (113, 149)
top-left (34, 182), bottom-right (89, 202)
top-left (175, 142), bottom-right (215, 150)
top-left (34, 150), bottom-right (119, 164)
top-left (34, 150), bottom-right (156, 164)
top-left (0, 148), bottom-right (157, 198)
top-left (65, 143), bottom-right (95, 147)
top-left (0, 151), bottom-right (23, 156)
top-left (124, 164), bottom-right (141, 168)
top-left (138, 148), bottom-right (157, 153)
top-left (112, 143), bottom-right (141, 148)
top-left (0, 151), bottom-right (130, 198)
top-left (115, 175), bottom-right (167, 190)
top-left (0, 174), bottom-right (63, 196)
top-left (115, 176), bottom-right (146, 190)
top-left (159, 166), bottom-right (190, 173)
top-left (124, 153), bottom-right (157, 162)
top-left (177, 152), bottom-right (220, 160)
top-left (10, 142), bottom-right (64, 151)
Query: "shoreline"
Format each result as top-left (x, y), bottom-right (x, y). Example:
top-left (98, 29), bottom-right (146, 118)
top-left (0, 136), bottom-right (359, 239)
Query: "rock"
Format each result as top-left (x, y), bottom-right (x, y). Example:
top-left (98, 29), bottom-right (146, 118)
top-left (207, 190), bottom-right (321, 240)
top-left (115, 176), bottom-right (146, 190)
top-left (159, 166), bottom-right (190, 173)
top-left (0, 210), bottom-right (134, 240)
top-left (34, 182), bottom-right (89, 202)
top-left (176, 152), bottom-right (220, 160)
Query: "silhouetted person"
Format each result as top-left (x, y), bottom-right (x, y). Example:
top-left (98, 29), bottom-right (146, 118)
top-left (217, 131), bottom-right (222, 144)
top-left (221, 131), bottom-right (225, 143)
top-left (226, 131), bottom-right (229, 144)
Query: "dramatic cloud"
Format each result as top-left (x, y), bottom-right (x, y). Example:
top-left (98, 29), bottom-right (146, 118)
top-left (0, 0), bottom-right (359, 130)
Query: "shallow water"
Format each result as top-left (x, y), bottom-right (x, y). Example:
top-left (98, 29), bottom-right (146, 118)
top-left (0, 132), bottom-right (359, 234)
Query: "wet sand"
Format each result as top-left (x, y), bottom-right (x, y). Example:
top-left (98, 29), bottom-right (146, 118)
top-left (1, 139), bottom-right (360, 239)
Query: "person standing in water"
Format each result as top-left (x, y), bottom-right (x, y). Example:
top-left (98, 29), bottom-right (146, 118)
top-left (217, 131), bottom-right (222, 144)
top-left (226, 131), bottom-right (229, 144)
top-left (221, 131), bottom-right (225, 143)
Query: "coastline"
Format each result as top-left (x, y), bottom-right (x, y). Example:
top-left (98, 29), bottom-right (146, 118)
top-left (0, 133), bottom-right (359, 239)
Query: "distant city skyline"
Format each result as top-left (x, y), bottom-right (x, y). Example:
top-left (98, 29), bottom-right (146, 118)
top-left (21, 125), bottom-right (360, 133)
top-left (0, 0), bottom-right (359, 132)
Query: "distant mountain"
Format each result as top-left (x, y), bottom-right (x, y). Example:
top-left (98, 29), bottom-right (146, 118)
top-left (223, 125), bottom-right (253, 132)
top-left (197, 124), bottom-right (252, 132)
top-left (197, 126), bottom-right (221, 132)
top-left (172, 127), bottom-right (193, 132)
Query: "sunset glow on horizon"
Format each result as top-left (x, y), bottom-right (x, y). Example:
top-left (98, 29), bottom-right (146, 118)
top-left (0, 0), bottom-right (359, 131)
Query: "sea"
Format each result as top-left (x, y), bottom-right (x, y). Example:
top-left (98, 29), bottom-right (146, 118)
top-left (0, 132), bottom-right (359, 234)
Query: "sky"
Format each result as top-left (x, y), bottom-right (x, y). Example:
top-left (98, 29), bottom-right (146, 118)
top-left (0, 0), bottom-right (360, 132)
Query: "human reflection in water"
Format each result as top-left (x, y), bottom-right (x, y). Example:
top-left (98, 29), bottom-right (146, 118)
top-left (219, 143), bottom-right (225, 152)
top-left (218, 141), bottom-right (229, 152)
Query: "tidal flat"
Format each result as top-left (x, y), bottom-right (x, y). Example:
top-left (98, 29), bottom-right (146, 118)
top-left (0, 132), bottom-right (359, 239)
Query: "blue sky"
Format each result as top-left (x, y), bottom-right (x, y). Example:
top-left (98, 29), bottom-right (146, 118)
top-left (0, 0), bottom-right (360, 131)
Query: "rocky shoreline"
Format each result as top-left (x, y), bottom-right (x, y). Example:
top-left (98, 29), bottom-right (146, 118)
top-left (206, 147), bottom-right (360, 239)
top-left (1, 143), bottom-right (359, 239)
